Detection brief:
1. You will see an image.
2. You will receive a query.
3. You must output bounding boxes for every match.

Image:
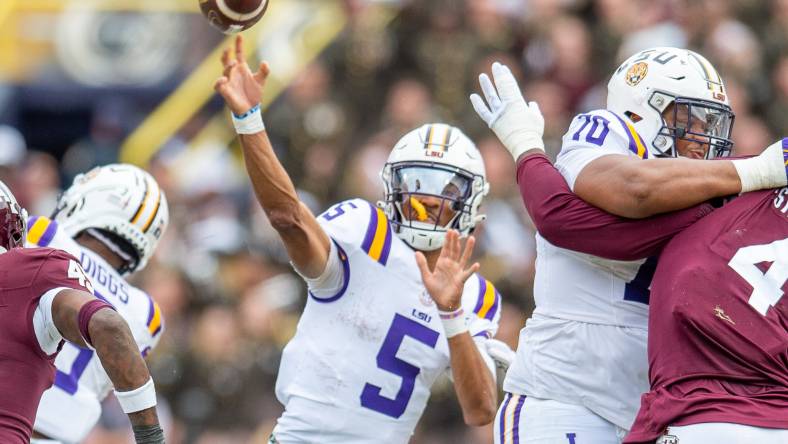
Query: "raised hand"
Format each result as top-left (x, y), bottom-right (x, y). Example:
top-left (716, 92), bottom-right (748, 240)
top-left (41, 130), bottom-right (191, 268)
top-left (415, 230), bottom-right (480, 312)
top-left (214, 35), bottom-right (270, 116)
top-left (470, 61), bottom-right (545, 161)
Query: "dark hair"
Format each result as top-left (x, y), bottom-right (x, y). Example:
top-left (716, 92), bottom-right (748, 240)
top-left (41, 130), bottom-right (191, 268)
top-left (82, 228), bottom-right (141, 274)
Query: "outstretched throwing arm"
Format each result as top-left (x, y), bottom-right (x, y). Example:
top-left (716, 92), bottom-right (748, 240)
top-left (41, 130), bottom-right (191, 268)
top-left (214, 36), bottom-right (330, 278)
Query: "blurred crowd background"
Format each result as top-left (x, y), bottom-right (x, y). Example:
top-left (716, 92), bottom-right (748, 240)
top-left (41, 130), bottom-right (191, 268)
top-left (1, 0), bottom-right (785, 442)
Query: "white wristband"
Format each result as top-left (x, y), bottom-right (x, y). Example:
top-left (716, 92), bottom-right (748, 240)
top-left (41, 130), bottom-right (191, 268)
top-left (232, 104), bottom-right (266, 134)
top-left (731, 139), bottom-right (788, 193)
top-left (439, 308), bottom-right (468, 338)
top-left (114, 377), bottom-right (157, 414)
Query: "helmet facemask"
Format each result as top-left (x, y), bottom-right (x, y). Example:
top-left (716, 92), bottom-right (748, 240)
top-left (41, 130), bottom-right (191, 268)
top-left (382, 161), bottom-right (483, 251)
top-left (0, 198), bottom-right (26, 253)
top-left (649, 94), bottom-right (735, 159)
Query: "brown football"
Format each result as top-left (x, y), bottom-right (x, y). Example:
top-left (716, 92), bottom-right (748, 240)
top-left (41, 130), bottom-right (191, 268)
top-left (199, 0), bottom-right (269, 34)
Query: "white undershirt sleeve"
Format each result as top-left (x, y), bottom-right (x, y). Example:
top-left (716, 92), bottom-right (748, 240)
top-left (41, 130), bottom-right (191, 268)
top-left (291, 239), bottom-right (346, 299)
top-left (33, 287), bottom-right (68, 355)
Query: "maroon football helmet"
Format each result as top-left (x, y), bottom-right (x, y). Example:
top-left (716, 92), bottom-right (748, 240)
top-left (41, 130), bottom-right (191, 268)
top-left (0, 181), bottom-right (26, 253)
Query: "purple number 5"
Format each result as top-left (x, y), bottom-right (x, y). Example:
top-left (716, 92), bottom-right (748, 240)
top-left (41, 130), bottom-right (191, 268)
top-left (360, 313), bottom-right (439, 418)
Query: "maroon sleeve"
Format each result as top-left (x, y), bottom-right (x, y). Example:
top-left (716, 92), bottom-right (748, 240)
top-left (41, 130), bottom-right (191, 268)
top-left (516, 154), bottom-right (714, 261)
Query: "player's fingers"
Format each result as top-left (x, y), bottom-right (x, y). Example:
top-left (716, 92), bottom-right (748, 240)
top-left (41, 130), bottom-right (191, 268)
top-left (221, 48), bottom-right (230, 68)
top-left (235, 35), bottom-right (244, 63)
top-left (223, 59), bottom-right (237, 78)
top-left (470, 94), bottom-right (493, 125)
top-left (461, 262), bottom-right (481, 282)
top-left (254, 61), bottom-right (270, 85)
top-left (492, 62), bottom-right (521, 103)
top-left (441, 229), bottom-right (456, 260)
top-left (449, 229), bottom-right (461, 260)
top-left (213, 76), bottom-right (228, 92)
top-left (459, 235), bottom-right (475, 269)
top-left (414, 251), bottom-right (430, 281)
top-left (479, 73), bottom-right (499, 107)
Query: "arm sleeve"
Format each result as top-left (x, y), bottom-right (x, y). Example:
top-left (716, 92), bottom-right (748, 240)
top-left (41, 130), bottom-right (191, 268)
top-left (292, 238), bottom-right (347, 300)
top-left (517, 154), bottom-right (714, 261)
top-left (32, 286), bottom-right (68, 355)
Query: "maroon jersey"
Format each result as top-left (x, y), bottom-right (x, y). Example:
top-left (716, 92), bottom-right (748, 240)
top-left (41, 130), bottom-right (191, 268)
top-left (626, 188), bottom-right (788, 443)
top-left (0, 247), bottom-right (91, 443)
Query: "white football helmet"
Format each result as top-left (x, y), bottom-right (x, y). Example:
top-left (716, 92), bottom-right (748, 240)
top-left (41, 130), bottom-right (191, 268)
top-left (0, 180), bottom-right (26, 254)
top-left (380, 123), bottom-right (489, 251)
top-left (53, 164), bottom-right (168, 274)
top-left (607, 47), bottom-right (735, 158)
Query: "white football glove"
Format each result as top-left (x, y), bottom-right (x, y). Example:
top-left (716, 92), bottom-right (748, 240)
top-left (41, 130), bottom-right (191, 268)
top-left (484, 338), bottom-right (516, 371)
top-left (470, 62), bottom-right (545, 162)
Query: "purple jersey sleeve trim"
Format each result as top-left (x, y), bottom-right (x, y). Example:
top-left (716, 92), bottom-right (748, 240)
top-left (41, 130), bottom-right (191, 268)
top-left (361, 203), bottom-right (393, 266)
top-left (308, 239), bottom-right (351, 303)
top-left (605, 110), bottom-right (649, 159)
top-left (782, 137), bottom-right (788, 165)
top-left (516, 154), bottom-right (714, 261)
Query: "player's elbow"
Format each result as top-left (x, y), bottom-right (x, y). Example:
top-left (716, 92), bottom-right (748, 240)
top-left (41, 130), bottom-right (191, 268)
top-left (463, 405), bottom-right (496, 426)
top-left (535, 215), bottom-right (570, 244)
top-left (616, 167), bottom-right (661, 218)
top-left (462, 396), bottom-right (497, 426)
top-left (267, 203), bottom-right (304, 234)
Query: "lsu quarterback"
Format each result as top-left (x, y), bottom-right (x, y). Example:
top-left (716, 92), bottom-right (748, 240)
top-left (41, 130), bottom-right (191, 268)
top-left (215, 36), bottom-right (513, 443)
top-left (28, 165), bottom-right (169, 444)
top-left (470, 48), bottom-right (788, 443)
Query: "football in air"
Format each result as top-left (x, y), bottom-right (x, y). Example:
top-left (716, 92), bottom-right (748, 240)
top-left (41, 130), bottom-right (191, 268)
top-left (199, 0), bottom-right (269, 34)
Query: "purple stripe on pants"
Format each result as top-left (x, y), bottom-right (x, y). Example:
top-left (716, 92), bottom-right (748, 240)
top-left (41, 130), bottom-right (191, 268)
top-left (499, 392), bottom-right (512, 444)
top-left (512, 394), bottom-right (526, 444)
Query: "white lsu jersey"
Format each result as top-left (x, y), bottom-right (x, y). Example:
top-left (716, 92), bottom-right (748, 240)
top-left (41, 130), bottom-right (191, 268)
top-left (504, 109), bottom-right (654, 430)
top-left (274, 198), bottom-right (501, 444)
top-left (26, 216), bottom-right (164, 444)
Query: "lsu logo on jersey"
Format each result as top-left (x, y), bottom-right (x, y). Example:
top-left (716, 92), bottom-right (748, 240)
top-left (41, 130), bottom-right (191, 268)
top-left (423, 124), bottom-right (454, 158)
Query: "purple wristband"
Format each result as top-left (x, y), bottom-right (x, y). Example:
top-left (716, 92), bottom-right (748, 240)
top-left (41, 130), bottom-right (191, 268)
top-left (439, 307), bottom-right (464, 320)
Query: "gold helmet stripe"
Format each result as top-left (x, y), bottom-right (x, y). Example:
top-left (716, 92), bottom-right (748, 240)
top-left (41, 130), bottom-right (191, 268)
top-left (130, 175), bottom-right (150, 224)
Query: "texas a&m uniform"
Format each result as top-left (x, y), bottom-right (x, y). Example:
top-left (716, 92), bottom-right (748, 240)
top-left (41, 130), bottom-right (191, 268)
top-left (625, 185), bottom-right (788, 443)
top-left (27, 216), bottom-right (163, 444)
top-left (0, 247), bottom-right (95, 443)
top-left (273, 198), bottom-right (501, 443)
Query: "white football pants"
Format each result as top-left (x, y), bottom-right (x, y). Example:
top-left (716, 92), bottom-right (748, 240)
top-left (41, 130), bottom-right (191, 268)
top-left (494, 393), bottom-right (626, 444)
